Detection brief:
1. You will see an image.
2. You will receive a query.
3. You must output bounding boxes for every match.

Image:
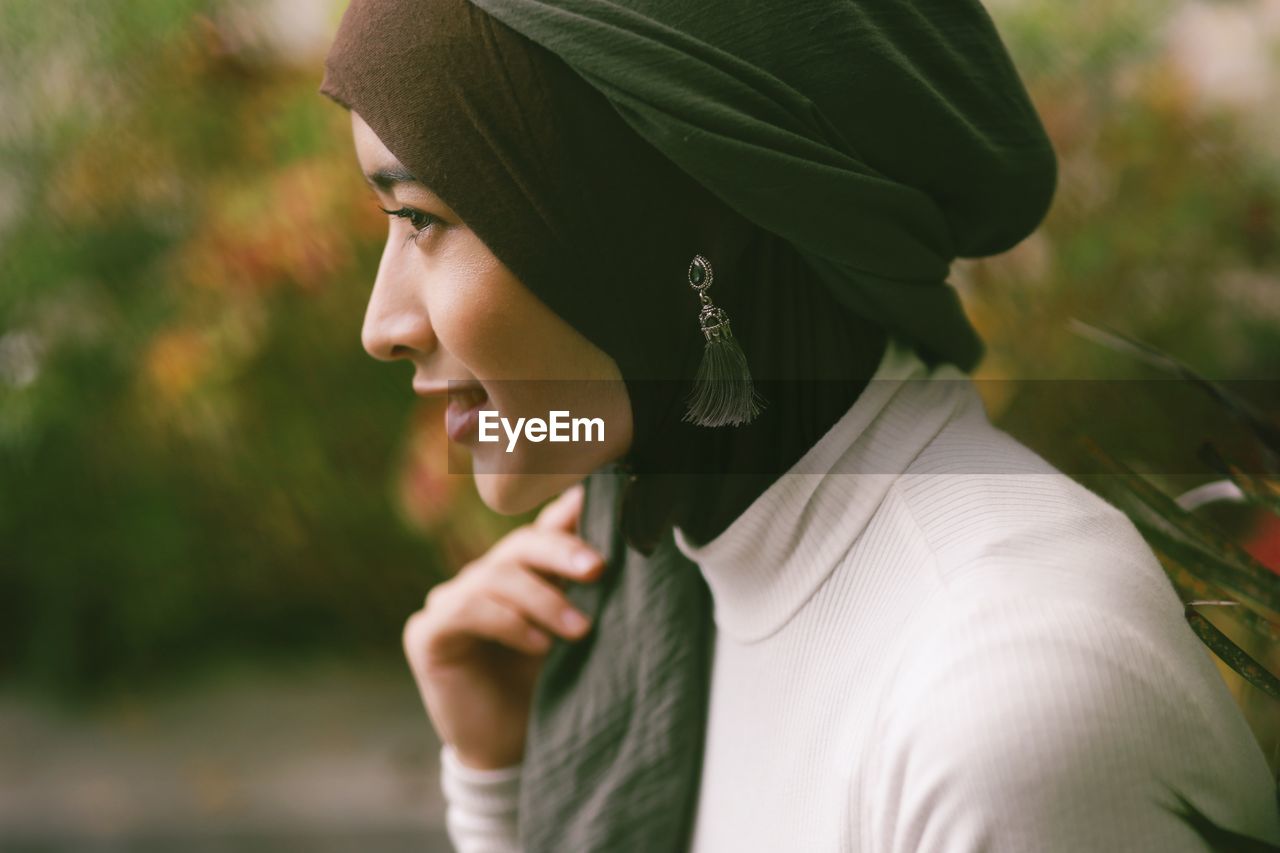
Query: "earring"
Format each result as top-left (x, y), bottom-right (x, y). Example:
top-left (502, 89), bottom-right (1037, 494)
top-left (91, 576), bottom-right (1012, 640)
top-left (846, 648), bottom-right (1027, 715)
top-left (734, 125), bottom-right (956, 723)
top-left (682, 253), bottom-right (765, 427)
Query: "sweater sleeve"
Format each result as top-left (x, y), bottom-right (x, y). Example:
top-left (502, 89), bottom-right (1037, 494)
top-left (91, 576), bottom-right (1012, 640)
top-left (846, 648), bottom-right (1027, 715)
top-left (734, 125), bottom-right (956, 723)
top-left (864, 591), bottom-right (1280, 853)
top-left (439, 742), bottom-right (523, 853)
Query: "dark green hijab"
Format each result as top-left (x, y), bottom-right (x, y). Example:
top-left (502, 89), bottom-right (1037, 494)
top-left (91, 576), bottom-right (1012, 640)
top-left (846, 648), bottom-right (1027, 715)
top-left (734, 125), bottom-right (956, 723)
top-left (468, 0), bottom-right (1057, 374)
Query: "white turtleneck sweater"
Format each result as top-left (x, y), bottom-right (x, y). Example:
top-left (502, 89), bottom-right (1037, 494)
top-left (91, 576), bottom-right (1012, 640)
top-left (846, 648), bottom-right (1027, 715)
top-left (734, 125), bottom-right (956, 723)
top-left (437, 338), bottom-right (1280, 852)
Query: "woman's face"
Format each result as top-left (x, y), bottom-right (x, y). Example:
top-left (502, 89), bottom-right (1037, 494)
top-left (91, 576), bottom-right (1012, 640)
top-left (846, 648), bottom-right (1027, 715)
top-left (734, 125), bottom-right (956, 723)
top-left (351, 112), bottom-right (632, 514)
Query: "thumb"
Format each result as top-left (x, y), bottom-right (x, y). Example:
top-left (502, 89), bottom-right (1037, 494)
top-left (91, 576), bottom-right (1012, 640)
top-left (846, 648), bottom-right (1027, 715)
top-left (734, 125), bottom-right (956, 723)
top-left (533, 482), bottom-right (585, 534)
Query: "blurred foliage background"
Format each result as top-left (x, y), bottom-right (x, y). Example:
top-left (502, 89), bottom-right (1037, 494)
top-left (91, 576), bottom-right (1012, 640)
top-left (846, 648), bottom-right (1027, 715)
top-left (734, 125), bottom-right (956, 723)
top-left (1, 0), bottom-right (1278, 797)
top-left (0, 0), bottom-right (514, 703)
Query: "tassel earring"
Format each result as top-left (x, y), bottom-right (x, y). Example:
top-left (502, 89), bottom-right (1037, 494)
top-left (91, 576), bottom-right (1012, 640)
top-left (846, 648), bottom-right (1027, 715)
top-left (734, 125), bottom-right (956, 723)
top-left (682, 253), bottom-right (765, 427)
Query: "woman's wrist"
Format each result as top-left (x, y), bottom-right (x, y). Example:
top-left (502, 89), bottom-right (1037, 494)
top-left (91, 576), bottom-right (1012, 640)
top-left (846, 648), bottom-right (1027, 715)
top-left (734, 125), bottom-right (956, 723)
top-left (440, 741), bottom-right (522, 820)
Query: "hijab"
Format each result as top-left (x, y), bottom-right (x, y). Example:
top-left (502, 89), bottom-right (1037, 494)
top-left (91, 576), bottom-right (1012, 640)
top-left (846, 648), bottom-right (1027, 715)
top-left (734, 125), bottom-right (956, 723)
top-left (320, 0), bottom-right (1056, 848)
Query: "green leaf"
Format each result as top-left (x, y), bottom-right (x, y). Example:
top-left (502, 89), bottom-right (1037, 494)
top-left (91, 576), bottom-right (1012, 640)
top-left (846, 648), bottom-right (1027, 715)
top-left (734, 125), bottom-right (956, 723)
top-left (1185, 606), bottom-right (1280, 700)
top-left (1083, 438), bottom-right (1280, 624)
top-left (1199, 444), bottom-right (1280, 516)
top-left (1069, 319), bottom-right (1280, 474)
top-left (1168, 563), bottom-right (1280, 644)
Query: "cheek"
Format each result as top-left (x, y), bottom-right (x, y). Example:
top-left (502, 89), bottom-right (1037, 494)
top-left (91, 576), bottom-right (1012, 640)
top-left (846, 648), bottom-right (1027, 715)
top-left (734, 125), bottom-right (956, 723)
top-left (422, 241), bottom-right (518, 372)
top-left (421, 228), bottom-right (621, 394)
top-left (428, 282), bottom-right (499, 361)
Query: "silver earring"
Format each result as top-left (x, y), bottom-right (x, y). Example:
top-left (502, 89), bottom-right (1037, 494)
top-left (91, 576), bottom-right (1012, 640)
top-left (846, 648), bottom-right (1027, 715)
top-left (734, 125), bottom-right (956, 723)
top-left (682, 253), bottom-right (765, 427)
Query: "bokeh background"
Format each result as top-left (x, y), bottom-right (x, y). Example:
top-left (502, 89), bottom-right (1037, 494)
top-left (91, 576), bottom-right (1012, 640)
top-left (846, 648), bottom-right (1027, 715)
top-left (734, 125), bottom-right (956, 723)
top-left (2, 0), bottom-right (1278, 849)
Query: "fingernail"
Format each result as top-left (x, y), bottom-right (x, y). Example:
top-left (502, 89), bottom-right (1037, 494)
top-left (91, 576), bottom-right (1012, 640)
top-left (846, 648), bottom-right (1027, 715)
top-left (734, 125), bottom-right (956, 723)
top-left (561, 608), bottom-right (590, 633)
top-left (573, 550), bottom-right (600, 574)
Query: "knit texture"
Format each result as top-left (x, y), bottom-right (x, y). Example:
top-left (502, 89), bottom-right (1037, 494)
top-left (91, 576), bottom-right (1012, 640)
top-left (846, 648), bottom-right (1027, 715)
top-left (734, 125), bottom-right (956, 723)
top-left (439, 337), bottom-right (1280, 851)
top-left (514, 465), bottom-right (715, 852)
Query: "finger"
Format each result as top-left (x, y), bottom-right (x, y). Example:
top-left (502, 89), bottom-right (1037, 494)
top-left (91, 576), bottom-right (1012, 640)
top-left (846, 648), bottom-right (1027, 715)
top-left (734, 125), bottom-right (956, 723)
top-left (402, 608), bottom-right (433, 670)
top-left (534, 482), bottom-right (585, 533)
top-left (492, 526), bottom-right (604, 582)
top-left (484, 563), bottom-right (593, 640)
top-left (432, 590), bottom-right (552, 658)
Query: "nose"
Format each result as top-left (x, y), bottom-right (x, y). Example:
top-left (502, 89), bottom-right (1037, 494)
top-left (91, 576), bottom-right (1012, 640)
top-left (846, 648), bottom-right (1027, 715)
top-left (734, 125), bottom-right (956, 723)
top-left (361, 234), bottom-right (435, 362)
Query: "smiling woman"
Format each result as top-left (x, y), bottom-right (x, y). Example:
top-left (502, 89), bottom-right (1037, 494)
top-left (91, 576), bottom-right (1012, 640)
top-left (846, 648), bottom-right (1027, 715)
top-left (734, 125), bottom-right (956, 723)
top-left (317, 0), bottom-right (1280, 851)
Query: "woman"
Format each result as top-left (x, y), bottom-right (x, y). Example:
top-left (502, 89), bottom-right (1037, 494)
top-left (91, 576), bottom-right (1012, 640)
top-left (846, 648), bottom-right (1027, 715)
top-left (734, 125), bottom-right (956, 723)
top-left (319, 0), bottom-right (1280, 850)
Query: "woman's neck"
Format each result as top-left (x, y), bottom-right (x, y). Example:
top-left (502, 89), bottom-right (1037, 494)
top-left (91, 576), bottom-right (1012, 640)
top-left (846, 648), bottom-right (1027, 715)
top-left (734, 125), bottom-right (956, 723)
top-left (617, 231), bottom-right (890, 554)
top-left (671, 326), bottom-right (888, 548)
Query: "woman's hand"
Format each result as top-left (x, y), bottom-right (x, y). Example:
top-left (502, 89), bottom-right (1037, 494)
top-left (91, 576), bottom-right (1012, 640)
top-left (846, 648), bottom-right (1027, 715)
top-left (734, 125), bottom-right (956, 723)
top-left (403, 483), bottom-right (604, 770)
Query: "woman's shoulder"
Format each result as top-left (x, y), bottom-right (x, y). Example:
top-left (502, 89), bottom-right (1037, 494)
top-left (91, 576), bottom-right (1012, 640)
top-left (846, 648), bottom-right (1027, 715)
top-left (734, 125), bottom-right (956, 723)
top-left (864, 395), bottom-right (1280, 846)
top-left (889, 387), bottom-right (1176, 615)
top-left (863, 471), bottom-right (1280, 851)
top-left (862, 528), bottom-right (1280, 850)
top-left (863, 579), bottom-right (1280, 850)
top-left (885, 411), bottom-right (1219, 719)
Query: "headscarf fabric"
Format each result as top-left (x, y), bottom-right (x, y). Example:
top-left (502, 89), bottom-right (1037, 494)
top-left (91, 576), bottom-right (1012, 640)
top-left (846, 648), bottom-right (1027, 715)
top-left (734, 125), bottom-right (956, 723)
top-left (449, 0), bottom-right (1057, 372)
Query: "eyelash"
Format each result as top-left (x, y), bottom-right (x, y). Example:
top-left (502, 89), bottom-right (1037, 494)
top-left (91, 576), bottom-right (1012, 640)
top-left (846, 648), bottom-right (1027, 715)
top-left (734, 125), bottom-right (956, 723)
top-left (379, 206), bottom-right (439, 245)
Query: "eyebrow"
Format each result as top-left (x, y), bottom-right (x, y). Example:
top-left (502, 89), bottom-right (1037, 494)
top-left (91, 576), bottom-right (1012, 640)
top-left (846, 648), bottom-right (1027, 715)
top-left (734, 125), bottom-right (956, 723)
top-left (363, 165), bottom-right (421, 192)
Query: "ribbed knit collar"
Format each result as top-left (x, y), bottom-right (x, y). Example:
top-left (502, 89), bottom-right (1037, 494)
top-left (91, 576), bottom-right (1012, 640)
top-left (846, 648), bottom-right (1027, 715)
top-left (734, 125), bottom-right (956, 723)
top-left (672, 337), bottom-right (973, 642)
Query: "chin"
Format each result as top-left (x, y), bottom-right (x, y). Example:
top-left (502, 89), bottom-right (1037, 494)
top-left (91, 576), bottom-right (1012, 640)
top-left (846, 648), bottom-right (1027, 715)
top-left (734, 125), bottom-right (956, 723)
top-left (472, 470), bottom-right (574, 516)
top-left (468, 441), bottom-right (626, 515)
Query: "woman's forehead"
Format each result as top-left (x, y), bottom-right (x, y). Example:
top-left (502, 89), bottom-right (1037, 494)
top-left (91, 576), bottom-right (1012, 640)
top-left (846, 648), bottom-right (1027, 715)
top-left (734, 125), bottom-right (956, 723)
top-left (352, 112), bottom-right (423, 191)
top-left (352, 113), bottom-right (399, 171)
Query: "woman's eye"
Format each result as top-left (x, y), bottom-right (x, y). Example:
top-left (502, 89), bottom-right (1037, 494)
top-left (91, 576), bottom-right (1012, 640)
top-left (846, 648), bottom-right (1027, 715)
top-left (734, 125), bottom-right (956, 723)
top-left (378, 206), bottom-right (439, 242)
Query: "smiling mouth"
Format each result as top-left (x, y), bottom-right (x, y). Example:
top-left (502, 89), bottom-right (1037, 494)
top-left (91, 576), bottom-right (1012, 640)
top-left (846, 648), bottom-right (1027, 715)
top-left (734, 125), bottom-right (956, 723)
top-left (444, 385), bottom-right (489, 442)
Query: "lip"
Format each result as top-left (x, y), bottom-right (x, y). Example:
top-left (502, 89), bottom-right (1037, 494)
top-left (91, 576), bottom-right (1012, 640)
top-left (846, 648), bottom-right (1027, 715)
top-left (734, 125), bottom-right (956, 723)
top-left (442, 385), bottom-right (490, 443)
